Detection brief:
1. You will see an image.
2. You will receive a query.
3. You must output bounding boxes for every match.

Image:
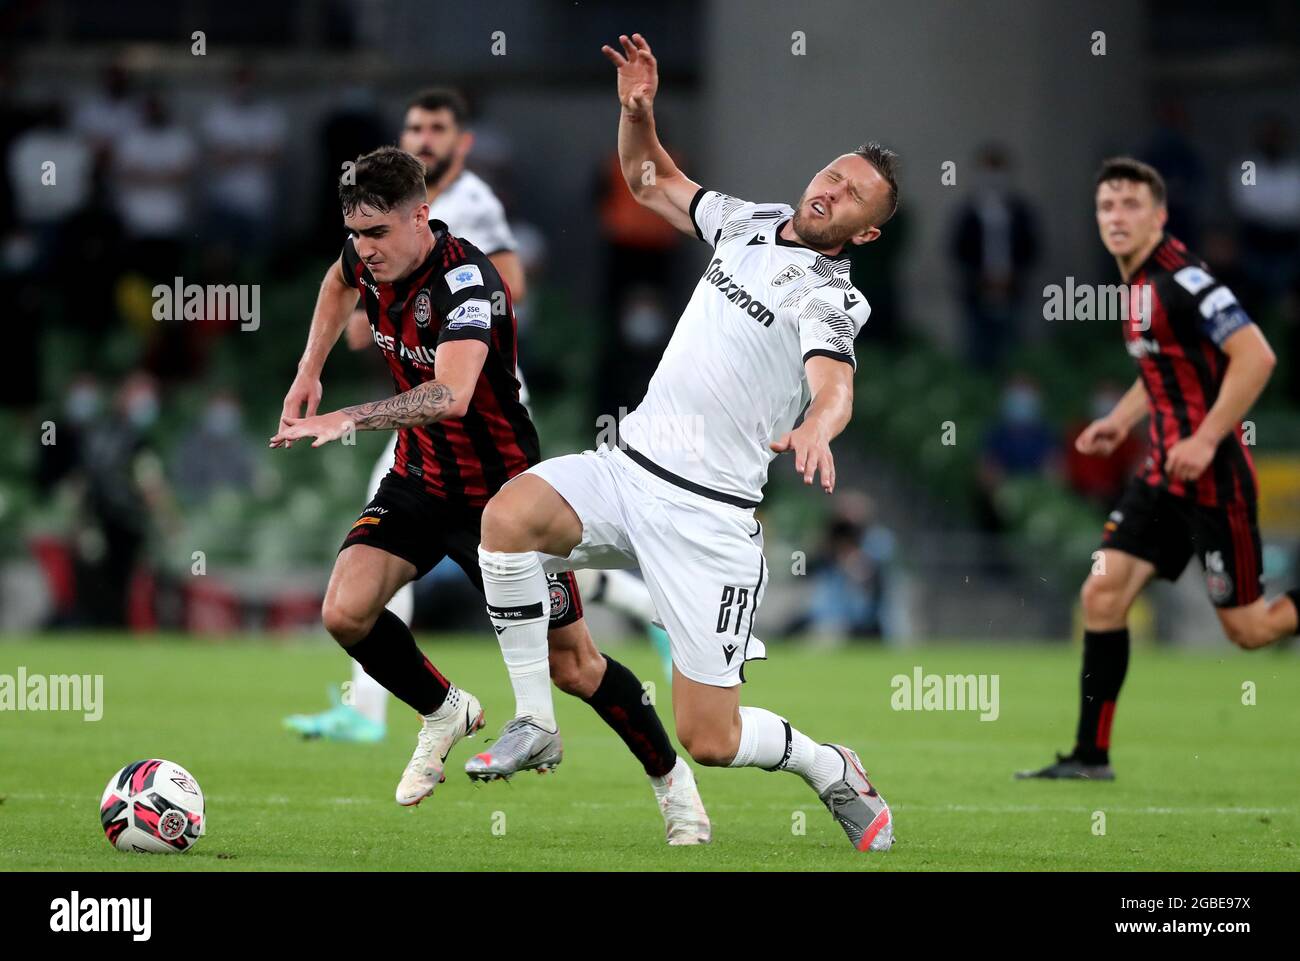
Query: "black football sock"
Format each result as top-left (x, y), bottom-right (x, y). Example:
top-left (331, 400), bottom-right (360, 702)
top-left (1072, 628), bottom-right (1130, 764)
top-left (345, 609), bottom-right (450, 716)
top-left (582, 655), bottom-right (676, 778)
top-left (1287, 590), bottom-right (1300, 635)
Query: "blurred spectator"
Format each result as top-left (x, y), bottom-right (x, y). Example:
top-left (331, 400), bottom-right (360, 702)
top-left (0, 61), bottom-right (39, 230)
top-left (6, 102), bottom-right (93, 238)
top-left (70, 62), bottom-right (142, 162)
top-left (975, 375), bottom-right (1060, 532)
top-left (199, 65), bottom-right (287, 257)
top-left (950, 144), bottom-right (1041, 370)
top-left (71, 372), bottom-right (175, 626)
top-left (783, 492), bottom-right (897, 642)
top-left (0, 76), bottom-right (49, 409)
top-left (848, 206), bottom-right (908, 344)
top-left (1063, 380), bottom-right (1144, 509)
top-left (1200, 225), bottom-right (1250, 294)
top-left (594, 147), bottom-right (682, 417)
top-left (311, 87), bottom-right (386, 259)
top-left (1137, 100), bottom-right (1205, 246)
top-left (112, 94), bottom-right (196, 281)
top-left (49, 157), bottom-right (125, 362)
top-left (606, 285), bottom-right (674, 412)
top-left (37, 373), bottom-right (102, 489)
top-left (1229, 116), bottom-right (1300, 310)
top-left (172, 391), bottom-right (257, 504)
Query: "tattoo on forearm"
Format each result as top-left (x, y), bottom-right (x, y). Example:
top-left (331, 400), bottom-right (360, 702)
top-left (342, 381), bottom-right (455, 430)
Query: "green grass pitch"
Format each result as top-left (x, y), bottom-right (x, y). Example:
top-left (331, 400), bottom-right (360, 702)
top-left (1, 635), bottom-right (1296, 871)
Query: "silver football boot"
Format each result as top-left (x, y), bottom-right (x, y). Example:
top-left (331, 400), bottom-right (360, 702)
top-left (818, 744), bottom-right (895, 852)
top-left (464, 716), bottom-right (563, 781)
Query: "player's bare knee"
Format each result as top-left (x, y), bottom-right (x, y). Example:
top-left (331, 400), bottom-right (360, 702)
top-left (547, 647), bottom-right (586, 695)
top-left (1081, 575), bottom-right (1127, 625)
top-left (480, 491), bottom-right (537, 553)
top-left (676, 724), bottom-right (736, 767)
top-left (687, 740), bottom-right (735, 767)
top-left (321, 597), bottom-right (375, 647)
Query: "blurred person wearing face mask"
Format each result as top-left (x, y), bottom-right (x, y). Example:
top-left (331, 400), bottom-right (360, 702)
top-left (173, 391), bottom-right (255, 504)
top-left (783, 492), bottom-right (897, 642)
top-left (975, 375), bottom-right (1061, 533)
top-left (37, 374), bottom-right (102, 488)
top-left (597, 285), bottom-right (673, 420)
top-left (74, 372), bottom-right (174, 626)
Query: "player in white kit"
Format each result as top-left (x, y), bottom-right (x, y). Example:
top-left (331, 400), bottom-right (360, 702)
top-left (286, 88), bottom-right (669, 744)
top-left (472, 35), bottom-right (899, 851)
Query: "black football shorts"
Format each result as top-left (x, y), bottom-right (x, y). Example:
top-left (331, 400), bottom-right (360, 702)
top-left (1099, 479), bottom-right (1263, 608)
top-left (339, 471), bottom-right (583, 627)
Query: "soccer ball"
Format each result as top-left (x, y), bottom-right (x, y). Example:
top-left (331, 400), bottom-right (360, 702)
top-left (100, 759), bottom-right (205, 854)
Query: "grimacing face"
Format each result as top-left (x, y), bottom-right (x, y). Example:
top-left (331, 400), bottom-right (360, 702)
top-left (1095, 179), bottom-right (1166, 260)
top-left (344, 199), bottom-right (430, 284)
top-left (791, 153), bottom-right (887, 251)
top-left (399, 106), bottom-right (469, 184)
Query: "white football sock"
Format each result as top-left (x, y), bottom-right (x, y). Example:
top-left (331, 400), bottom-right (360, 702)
top-left (807, 743), bottom-right (846, 794)
top-left (479, 547), bottom-right (555, 729)
top-left (729, 706), bottom-right (841, 793)
top-left (425, 684), bottom-right (465, 722)
top-left (350, 661), bottom-right (388, 726)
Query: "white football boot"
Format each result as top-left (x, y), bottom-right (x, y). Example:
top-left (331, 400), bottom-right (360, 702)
top-left (652, 756), bottom-right (711, 845)
top-left (395, 686), bottom-right (485, 806)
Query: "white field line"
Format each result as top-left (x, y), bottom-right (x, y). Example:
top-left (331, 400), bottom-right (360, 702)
top-left (2, 792), bottom-right (1293, 817)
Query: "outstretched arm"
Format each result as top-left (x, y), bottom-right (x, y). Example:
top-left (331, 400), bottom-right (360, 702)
top-left (770, 356), bottom-right (855, 493)
top-left (272, 257), bottom-right (359, 448)
top-left (269, 340), bottom-right (488, 447)
top-left (601, 33), bottom-right (700, 236)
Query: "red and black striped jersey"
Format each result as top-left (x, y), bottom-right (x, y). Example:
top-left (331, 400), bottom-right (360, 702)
top-left (1123, 234), bottom-right (1257, 508)
top-left (339, 220), bottom-right (539, 506)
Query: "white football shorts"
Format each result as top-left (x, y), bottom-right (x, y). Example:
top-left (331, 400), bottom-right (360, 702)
top-left (527, 444), bottom-right (768, 687)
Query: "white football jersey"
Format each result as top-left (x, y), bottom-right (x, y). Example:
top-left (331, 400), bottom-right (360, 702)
top-left (429, 169), bottom-right (516, 256)
top-left (618, 189), bottom-right (871, 505)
